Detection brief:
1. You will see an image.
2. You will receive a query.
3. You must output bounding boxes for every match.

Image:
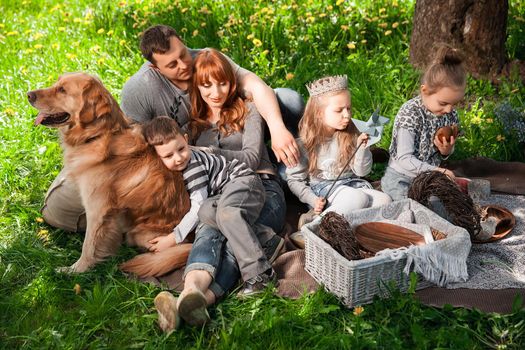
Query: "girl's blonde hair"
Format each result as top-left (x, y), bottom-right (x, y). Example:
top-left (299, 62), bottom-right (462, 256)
top-left (189, 48), bottom-right (246, 140)
top-left (422, 44), bottom-right (466, 93)
top-left (299, 90), bottom-right (359, 175)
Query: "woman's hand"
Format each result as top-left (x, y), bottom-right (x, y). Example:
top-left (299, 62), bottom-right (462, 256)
top-left (313, 197), bottom-right (327, 214)
top-left (148, 234), bottom-right (177, 252)
top-left (434, 133), bottom-right (455, 156)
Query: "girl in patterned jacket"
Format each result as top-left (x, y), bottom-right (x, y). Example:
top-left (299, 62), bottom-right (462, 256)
top-left (381, 45), bottom-right (466, 200)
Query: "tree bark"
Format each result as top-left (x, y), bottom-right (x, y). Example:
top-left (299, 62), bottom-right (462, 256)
top-left (410, 0), bottom-right (508, 77)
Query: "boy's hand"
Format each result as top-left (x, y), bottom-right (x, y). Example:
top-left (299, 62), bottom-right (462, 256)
top-left (357, 133), bottom-right (369, 147)
top-left (148, 234), bottom-right (177, 252)
top-left (314, 197), bottom-right (326, 214)
top-left (434, 134), bottom-right (455, 156)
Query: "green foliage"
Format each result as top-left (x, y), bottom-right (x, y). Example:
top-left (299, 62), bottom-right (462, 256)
top-left (1, 0), bottom-right (525, 349)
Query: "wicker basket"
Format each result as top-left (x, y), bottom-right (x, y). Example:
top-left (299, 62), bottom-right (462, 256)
top-left (303, 199), bottom-right (467, 307)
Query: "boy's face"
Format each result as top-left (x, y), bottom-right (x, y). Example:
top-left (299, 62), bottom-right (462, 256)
top-left (421, 85), bottom-right (465, 116)
top-left (154, 133), bottom-right (191, 172)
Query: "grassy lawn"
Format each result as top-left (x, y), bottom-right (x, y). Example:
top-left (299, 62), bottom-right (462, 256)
top-left (1, 0), bottom-right (525, 348)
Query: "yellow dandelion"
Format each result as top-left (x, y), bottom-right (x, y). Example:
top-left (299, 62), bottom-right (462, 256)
top-left (66, 52), bottom-right (77, 59)
top-left (63, 18), bottom-right (70, 23)
top-left (73, 284), bottom-right (82, 295)
top-left (34, 44), bottom-right (43, 49)
top-left (252, 38), bottom-right (263, 47)
top-left (371, 16), bottom-right (379, 22)
top-left (97, 57), bottom-right (105, 65)
top-left (379, 8), bottom-right (386, 13)
top-left (25, 48), bottom-right (34, 54)
top-left (58, 27), bottom-right (66, 32)
top-left (353, 306), bottom-right (364, 316)
top-left (192, 29), bottom-right (199, 37)
top-left (319, 13), bottom-right (327, 18)
top-left (199, 6), bottom-right (210, 15)
top-left (262, 49), bottom-right (269, 55)
top-left (392, 22), bottom-right (399, 29)
top-left (402, 20), bottom-right (410, 25)
top-left (347, 42), bottom-right (356, 49)
top-left (217, 30), bottom-right (224, 38)
top-left (327, 5), bottom-right (333, 11)
top-left (200, 22), bottom-right (206, 27)
top-left (307, 16), bottom-right (315, 23)
top-left (393, 0), bottom-right (399, 7)
top-left (90, 45), bottom-right (101, 52)
top-left (181, 8), bottom-right (188, 13)
top-left (0, 23), bottom-right (4, 28)
top-left (118, 1), bottom-right (127, 7)
top-left (286, 73), bottom-right (295, 80)
top-left (36, 217), bottom-right (45, 223)
top-left (378, 23), bottom-right (388, 28)
top-left (119, 39), bottom-right (126, 46)
top-left (361, 39), bottom-right (367, 44)
top-left (97, 28), bottom-right (105, 34)
top-left (247, 33), bottom-right (255, 40)
top-left (72, 41), bottom-right (80, 47)
top-left (7, 31), bottom-right (20, 36)
top-left (496, 134), bottom-right (505, 142)
top-left (74, 17), bottom-right (82, 23)
top-left (3, 107), bottom-right (16, 116)
top-left (37, 229), bottom-right (49, 242)
top-left (181, 27), bottom-right (188, 33)
top-left (336, 0), bottom-right (344, 6)
top-left (221, 47), bottom-right (229, 53)
top-left (341, 25), bottom-right (349, 31)
top-left (143, 5), bottom-right (149, 12)
top-left (486, 118), bottom-right (494, 123)
top-left (25, 29), bottom-right (33, 35)
top-left (106, 30), bottom-right (114, 36)
top-left (384, 30), bottom-right (392, 36)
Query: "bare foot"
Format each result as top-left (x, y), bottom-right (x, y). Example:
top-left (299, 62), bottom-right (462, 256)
top-left (177, 288), bottom-right (210, 327)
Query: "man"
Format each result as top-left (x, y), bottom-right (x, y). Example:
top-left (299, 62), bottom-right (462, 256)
top-left (42, 24), bottom-right (303, 235)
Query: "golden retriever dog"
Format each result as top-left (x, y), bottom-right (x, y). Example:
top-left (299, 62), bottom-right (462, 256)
top-left (27, 72), bottom-right (191, 277)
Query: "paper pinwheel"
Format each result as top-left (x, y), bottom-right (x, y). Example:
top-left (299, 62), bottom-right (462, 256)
top-left (351, 107), bottom-right (390, 147)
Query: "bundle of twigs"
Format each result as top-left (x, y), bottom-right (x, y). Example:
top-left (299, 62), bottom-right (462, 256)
top-left (408, 171), bottom-right (481, 238)
top-left (318, 211), bottom-right (364, 260)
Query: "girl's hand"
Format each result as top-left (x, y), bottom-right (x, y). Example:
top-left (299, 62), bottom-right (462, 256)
top-left (435, 167), bottom-right (455, 180)
top-left (357, 133), bottom-right (369, 147)
top-left (434, 134), bottom-right (455, 156)
top-left (314, 197), bottom-right (326, 214)
top-left (148, 234), bottom-right (177, 252)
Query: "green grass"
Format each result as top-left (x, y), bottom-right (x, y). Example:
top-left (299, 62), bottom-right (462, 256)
top-left (1, 0), bottom-right (525, 348)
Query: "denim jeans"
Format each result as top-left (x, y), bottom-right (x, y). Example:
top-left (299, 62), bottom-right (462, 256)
top-left (256, 177), bottom-right (286, 234)
top-left (185, 223), bottom-right (240, 299)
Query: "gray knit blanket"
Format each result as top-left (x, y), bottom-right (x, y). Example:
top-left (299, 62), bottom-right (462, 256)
top-left (446, 194), bottom-right (525, 289)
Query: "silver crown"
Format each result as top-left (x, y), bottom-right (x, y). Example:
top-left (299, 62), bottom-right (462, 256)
top-left (306, 75), bottom-right (348, 97)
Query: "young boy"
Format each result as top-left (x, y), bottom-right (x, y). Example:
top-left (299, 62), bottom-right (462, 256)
top-left (142, 116), bottom-right (277, 298)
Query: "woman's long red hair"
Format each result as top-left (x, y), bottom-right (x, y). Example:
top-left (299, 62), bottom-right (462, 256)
top-left (189, 48), bottom-right (246, 140)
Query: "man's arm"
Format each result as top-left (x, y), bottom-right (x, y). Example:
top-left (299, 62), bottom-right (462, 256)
top-left (236, 67), bottom-right (299, 167)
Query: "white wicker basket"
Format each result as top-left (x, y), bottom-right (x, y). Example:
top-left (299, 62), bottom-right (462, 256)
top-left (303, 199), bottom-right (467, 307)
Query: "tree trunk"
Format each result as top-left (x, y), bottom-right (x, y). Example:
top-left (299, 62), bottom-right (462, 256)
top-left (410, 0), bottom-right (508, 78)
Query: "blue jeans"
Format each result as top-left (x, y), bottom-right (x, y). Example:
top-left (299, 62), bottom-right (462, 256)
top-left (185, 223), bottom-right (240, 299)
top-left (256, 177), bottom-right (286, 234)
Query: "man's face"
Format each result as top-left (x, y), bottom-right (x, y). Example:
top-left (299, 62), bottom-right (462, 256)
top-left (151, 36), bottom-right (193, 88)
top-left (154, 133), bottom-right (191, 172)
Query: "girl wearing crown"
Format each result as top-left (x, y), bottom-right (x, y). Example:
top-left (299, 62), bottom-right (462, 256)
top-left (286, 75), bottom-right (391, 226)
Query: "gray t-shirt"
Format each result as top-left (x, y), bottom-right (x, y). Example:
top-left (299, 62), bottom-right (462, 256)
top-left (121, 48), bottom-right (241, 127)
top-left (193, 102), bottom-right (276, 175)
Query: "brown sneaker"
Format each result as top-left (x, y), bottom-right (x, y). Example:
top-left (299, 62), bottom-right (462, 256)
top-left (177, 289), bottom-right (210, 327)
top-left (154, 291), bottom-right (180, 334)
top-left (237, 268), bottom-right (278, 298)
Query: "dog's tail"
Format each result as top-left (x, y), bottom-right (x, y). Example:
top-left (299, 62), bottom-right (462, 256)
top-left (119, 243), bottom-right (192, 277)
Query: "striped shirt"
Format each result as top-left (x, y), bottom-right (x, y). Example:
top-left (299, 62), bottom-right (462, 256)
top-left (172, 148), bottom-right (253, 243)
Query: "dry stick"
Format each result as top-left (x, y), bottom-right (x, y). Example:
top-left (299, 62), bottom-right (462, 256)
top-left (322, 140), bottom-right (365, 201)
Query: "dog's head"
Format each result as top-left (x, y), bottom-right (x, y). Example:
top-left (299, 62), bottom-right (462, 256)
top-left (27, 72), bottom-right (114, 128)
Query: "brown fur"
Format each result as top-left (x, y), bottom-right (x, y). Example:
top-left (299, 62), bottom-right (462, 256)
top-left (28, 72), bottom-right (191, 276)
